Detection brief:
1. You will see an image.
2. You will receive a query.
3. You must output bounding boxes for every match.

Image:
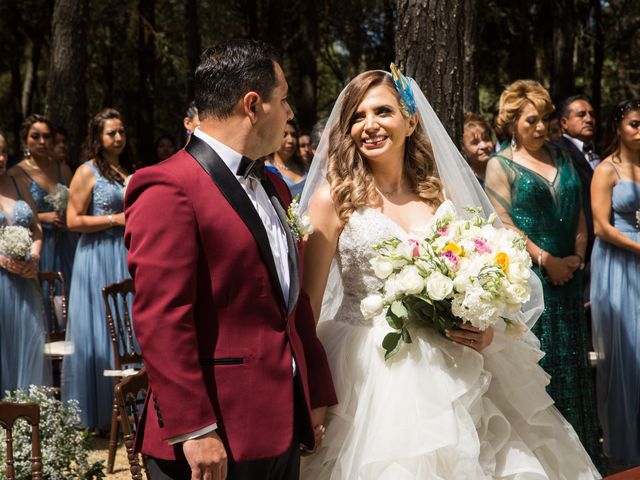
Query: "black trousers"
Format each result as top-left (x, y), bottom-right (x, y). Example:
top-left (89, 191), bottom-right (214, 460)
top-left (147, 383), bottom-right (305, 480)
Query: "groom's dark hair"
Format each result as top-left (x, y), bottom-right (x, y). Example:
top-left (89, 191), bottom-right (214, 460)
top-left (194, 39), bottom-right (282, 120)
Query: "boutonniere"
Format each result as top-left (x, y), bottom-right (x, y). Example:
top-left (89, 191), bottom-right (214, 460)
top-left (636, 209), bottom-right (640, 229)
top-left (286, 195), bottom-right (314, 241)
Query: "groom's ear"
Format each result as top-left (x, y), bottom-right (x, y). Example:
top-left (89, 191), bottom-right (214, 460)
top-left (243, 91), bottom-right (261, 125)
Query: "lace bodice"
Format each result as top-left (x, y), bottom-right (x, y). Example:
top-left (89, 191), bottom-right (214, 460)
top-left (334, 208), bottom-right (416, 327)
top-left (84, 161), bottom-right (125, 216)
top-left (0, 200), bottom-right (34, 228)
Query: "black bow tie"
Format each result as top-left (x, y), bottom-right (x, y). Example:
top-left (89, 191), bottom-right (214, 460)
top-left (583, 143), bottom-right (595, 154)
top-left (236, 157), bottom-right (265, 181)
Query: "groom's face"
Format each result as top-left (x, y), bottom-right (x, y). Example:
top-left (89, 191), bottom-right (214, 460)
top-left (256, 62), bottom-right (294, 157)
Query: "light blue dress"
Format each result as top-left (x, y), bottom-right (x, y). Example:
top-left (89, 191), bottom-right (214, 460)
top-left (18, 164), bottom-right (78, 327)
top-left (62, 161), bottom-right (131, 429)
top-left (591, 172), bottom-right (640, 470)
top-left (0, 178), bottom-right (50, 394)
top-left (283, 172), bottom-right (307, 198)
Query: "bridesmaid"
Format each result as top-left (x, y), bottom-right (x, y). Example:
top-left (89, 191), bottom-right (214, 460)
top-left (0, 127), bottom-right (50, 392)
top-left (62, 108), bottom-right (134, 429)
top-left (268, 120), bottom-right (307, 197)
top-left (484, 80), bottom-right (603, 469)
top-left (590, 99), bottom-right (640, 472)
top-left (11, 115), bottom-right (77, 324)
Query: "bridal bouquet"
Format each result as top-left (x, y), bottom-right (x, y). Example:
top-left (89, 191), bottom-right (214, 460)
top-left (44, 183), bottom-right (70, 215)
top-left (360, 203), bottom-right (532, 359)
top-left (0, 225), bottom-right (33, 260)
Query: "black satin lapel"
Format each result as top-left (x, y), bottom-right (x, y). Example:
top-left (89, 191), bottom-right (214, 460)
top-left (261, 179), bottom-right (301, 316)
top-left (185, 137), bottom-right (286, 306)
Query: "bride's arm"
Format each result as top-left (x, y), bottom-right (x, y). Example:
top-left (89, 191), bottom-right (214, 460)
top-left (303, 184), bottom-right (343, 322)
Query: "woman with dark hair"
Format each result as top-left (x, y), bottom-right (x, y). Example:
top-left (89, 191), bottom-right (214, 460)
top-left (484, 80), bottom-right (602, 468)
top-left (590, 99), bottom-right (640, 471)
top-left (10, 114), bottom-right (77, 321)
top-left (0, 127), bottom-right (50, 392)
top-left (268, 119), bottom-right (307, 197)
top-left (182, 100), bottom-right (200, 146)
top-left (153, 134), bottom-right (177, 164)
top-left (62, 108), bottom-right (134, 429)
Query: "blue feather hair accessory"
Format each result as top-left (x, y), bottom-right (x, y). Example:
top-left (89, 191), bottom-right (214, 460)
top-left (390, 63), bottom-right (417, 116)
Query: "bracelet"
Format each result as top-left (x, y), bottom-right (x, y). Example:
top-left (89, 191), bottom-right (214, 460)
top-left (108, 214), bottom-right (114, 226)
top-left (575, 253), bottom-right (584, 263)
top-left (537, 248), bottom-right (544, 268)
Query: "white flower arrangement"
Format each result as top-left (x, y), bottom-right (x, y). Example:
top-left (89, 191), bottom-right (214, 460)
top-left (0, 225), bottom-right (33, 260)
top-left (636, 209), bottom-right (639, 229)
top-left (286, 194), bottom-right (314, 241)
top-left (0, 385), bottom-right (105, 479)
top-left (361, 202), bottom-right (532, 359)
top-left (43, 183), bottom-right (70, 215)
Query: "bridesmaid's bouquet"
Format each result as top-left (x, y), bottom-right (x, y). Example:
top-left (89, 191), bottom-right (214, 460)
top-left (0, 225), bottom-right (33, 260)
top-left (360, 202), bottom-right (532, 359)
top-left (44, 184), bottom-right (70, 215)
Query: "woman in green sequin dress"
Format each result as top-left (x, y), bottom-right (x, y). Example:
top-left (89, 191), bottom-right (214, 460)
top-left (484, 80), bottom-right (603, 471)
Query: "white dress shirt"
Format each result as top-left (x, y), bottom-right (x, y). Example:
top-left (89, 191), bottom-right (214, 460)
top-left (167, 128), bottom-right (291, 445)
top-left (563, 134), bottom-right (600, 170)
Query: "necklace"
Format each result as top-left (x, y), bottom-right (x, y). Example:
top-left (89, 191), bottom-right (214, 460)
top-left (273, 160), bottom-right (291, 172)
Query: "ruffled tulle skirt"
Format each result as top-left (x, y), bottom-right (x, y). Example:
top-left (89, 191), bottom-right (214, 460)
top-left (62, 228), bottom-right (130, 428)
top-left (301, 321), bottom-right (601, 479)
top-left (0, 269), bottom-right (51, 394)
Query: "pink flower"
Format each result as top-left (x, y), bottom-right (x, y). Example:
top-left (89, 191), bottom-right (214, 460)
top-left (437, 226), bottom-right (449, 236)
top-left (474, 238), bottom-right (492, 254)
top-left (408, 239), bottom-right (420, 257)
top-left (442, 249), bottom-right (459, 265)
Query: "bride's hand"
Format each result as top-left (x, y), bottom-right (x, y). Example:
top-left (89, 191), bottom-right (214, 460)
top-left (446, 324), bottom-right (494, 352)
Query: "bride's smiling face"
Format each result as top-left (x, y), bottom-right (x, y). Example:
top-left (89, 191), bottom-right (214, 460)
top-left (350, 84), bottom-right (417, 164)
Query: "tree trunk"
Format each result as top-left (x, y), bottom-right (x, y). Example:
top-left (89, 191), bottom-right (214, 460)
top-left (21, 38), bottom-right (43, 117)
top-left (462, 0), bottom-right (479, 113)
top-left (396, 0), bottom-right (465, 146)
top-left (549, 0), bottom-right (576, 103)
top-left (591, 0), bottom-right (604, 143)
top-left (185, 0), bottom-right (201, 101)
top-left (136, 0), bottom-right (155, 165)
top-left (46, 0), bottom-right (89, 168)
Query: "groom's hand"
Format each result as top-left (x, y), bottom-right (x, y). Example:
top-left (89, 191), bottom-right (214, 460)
top-left (183, 431), bottom-right (228, 480)
top-left (301, 406), bottom-right (327, 456)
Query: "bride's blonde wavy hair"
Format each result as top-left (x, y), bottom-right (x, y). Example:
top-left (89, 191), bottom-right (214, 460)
top-left (327, 71), bottom-right (442, 223)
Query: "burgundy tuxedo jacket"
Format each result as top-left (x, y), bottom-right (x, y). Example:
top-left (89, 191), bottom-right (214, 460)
top-left (124, 136), bottom-right (337, 462)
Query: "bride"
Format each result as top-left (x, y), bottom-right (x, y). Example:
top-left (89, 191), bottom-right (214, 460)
top-left (299, 69), bottom-right (601, 479)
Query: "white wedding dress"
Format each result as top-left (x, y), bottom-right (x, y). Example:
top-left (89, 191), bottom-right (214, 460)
top-left (301, 205), bottom-right (601, 480)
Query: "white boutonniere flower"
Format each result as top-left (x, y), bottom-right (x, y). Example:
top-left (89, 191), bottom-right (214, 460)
top-left (636, 209), bottom-right (640, 229)
top-left (286, 195), bottom-right (314, 241)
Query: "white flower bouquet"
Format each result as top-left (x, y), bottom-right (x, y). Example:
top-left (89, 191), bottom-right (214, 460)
top-left (44, 183), bottom-right (70, 215)
top-left (0, 225), bottom-right (33, 260)
top-left (287, 194), bottom-right (314, 241)
top-left (360, 202), bottom-right (532, 359)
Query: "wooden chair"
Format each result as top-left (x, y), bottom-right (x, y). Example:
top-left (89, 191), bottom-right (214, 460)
top-left (114, 368), bottom-right (150, 479)
top-left (102, 278), bottom-right (142, 474)
top-left (38, 272), bottom-right (72, 395)
top-left (0, 402), bottom-right (43, 479)
top-left (604, 466), bottom-right (640, 479)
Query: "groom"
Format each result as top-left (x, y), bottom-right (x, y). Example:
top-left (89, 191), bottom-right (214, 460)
top-left (124, 40), bottom-right (337, 479)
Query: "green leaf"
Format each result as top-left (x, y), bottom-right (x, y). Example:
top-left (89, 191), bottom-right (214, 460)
top-left (386, 311), bottom-right (404, 330)
top-left (391, 300), bottom-right (408, 318)
top-left (402, 327), bottom-right (413, 344)
top-left (382, 332), bottom-right (403, 360)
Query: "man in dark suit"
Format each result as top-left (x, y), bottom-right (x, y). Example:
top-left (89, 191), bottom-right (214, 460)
top-left (555, 95), bottom-right (599, 260)
top-left (124, 40), bottom-right (337, 480)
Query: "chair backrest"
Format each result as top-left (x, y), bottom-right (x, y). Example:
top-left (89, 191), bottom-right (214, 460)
top-left (0, 402), bottom-right (43, 479)
top-left (102, 278), bottom-right (141, 371)
top-left (114, 368), bottom-right (149, 479)
top-left (37, 271), bottom-right (68, 342)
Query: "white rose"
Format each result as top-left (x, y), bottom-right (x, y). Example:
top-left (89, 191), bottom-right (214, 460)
top-left (397, 265), bottom-right (425, 295)
top-left (505, 283), bottom-right (531, 304)
top-left (426, 271), bottom-right (454, 300)
top-left (360, 294), bottom-right (384, 319)
top-left (453, 273), bottom-right (472, 292)
top-left (507, 262), bottom-right (531, 283)
top-left (370, 257), bottom-right (394, 279)
top-left (384, 276), bottom-right (404, 302)
top-left (393, 242), bottom-right (414, 259)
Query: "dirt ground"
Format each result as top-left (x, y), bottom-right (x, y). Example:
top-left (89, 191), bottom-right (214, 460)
top-left (89, 437), bottom-right (137, 479)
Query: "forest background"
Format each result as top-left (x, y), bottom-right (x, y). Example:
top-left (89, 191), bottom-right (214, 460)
top-left (0, 0), bottom-right (638, 166)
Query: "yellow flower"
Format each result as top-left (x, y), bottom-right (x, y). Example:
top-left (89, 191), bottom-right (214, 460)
top-left (443, 242), bottom-right (464, 257)
top-left (495, 252), bottom-right (509, 272)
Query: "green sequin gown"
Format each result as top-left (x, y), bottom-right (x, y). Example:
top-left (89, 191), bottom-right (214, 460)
top-left (485, 142), bottom-right (603, 470)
